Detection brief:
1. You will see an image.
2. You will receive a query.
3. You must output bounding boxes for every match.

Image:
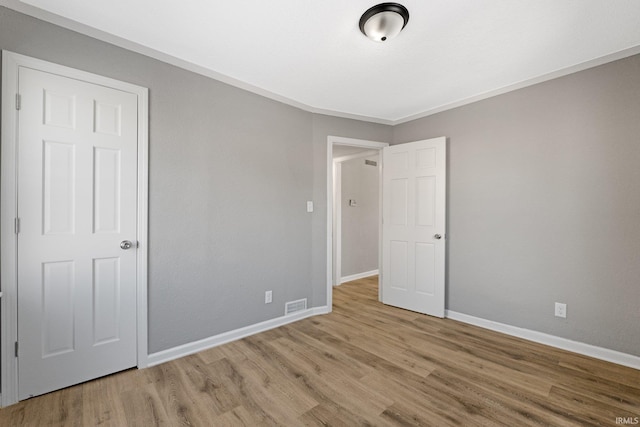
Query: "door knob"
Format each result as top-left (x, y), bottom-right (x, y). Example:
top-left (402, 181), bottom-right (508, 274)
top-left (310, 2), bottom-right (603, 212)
top-left (434, 234), bottom-right (442, 240)
top-left (120, 240), bottom-right (133, 250)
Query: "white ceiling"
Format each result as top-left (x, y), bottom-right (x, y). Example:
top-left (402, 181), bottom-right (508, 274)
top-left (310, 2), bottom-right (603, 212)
top-left (7, 0), bottom-right (640, 123)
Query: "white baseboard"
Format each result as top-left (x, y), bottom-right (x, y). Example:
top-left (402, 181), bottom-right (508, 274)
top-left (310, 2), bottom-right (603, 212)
top-left (147, 304), bottom-right (639, 371)
top-left (147, 306), bottom-right (331, 367)
top-left (339, 269), bottom-right (379, 285)
top-left (446, 310), bottom-right (640, 371)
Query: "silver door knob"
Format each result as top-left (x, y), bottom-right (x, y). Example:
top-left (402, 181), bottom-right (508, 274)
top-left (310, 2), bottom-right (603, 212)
top-left (434, 234), bottom-right (442, 240)
top-left (120, 240), bottom-right (133, 250)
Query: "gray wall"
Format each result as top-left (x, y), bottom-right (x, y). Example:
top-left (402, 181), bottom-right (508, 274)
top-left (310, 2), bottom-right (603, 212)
top-left (2, 5), bottom-right (638, 364)
top-left (394, 54), bottom-right (640, 356)
top-left (340, 155), bottom-right (379, 278)
top-left (0, 7), bottom-right (391, 353)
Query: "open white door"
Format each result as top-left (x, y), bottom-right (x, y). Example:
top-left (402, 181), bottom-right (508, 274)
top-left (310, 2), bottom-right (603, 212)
top-left (16, 66), bottom-right (138, 399)
top-left (381, 137), bottom-right (446, 317)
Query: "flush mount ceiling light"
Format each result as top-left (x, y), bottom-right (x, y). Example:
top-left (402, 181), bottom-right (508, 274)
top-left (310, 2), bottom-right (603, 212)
top-left (359, 3), bottom-right (410, 42)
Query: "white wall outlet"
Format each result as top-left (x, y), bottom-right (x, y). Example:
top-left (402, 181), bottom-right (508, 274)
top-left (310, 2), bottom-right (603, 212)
top-left (265, 290), bottom-right (273, 304)
top-left (307, 201), bottom-right (314, 213)
top-left (555, 302), bottom-right (567, 318)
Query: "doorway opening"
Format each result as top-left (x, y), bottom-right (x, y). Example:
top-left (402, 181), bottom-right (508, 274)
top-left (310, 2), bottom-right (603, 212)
top-left (326, 136), bottom-right (388, 310)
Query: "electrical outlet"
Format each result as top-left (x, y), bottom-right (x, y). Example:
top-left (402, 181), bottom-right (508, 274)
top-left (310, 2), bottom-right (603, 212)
top-left (265, 290), bottom-right (272, 304)
top-left (554, 302), bottom-right (567, 318)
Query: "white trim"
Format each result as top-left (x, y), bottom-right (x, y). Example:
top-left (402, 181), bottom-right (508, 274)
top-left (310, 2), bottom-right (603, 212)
top-left (446, 310), bottom-right (640, 371)
top-left (376, 151), bottom-right (384, 303)
top-left (339, 270), bottom-right (379, 285)
top-left (333, 149), bottom-right (379, 164)
top-left (147, 306), bottom-right (331, 367)
top-left (327, 136), bottom-right (388, 311)
top-left (1, 50), bottom-right (21, 408)
top-left (3, 1), bottom-right (640, 125)
top-left (333, 162), bottom-right (342, 286)
top-left (0, 51), bottom-right (149, 406)
top-left (135, 77), bottom-right (150, 370)
top-left (328, 136), bottom-right (389, 148)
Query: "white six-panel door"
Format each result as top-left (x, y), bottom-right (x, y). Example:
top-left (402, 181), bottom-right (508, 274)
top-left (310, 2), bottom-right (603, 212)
top-left (381, 137), bottom-right (446, 317)
top-left (17, 66), bottom-right (138, 399)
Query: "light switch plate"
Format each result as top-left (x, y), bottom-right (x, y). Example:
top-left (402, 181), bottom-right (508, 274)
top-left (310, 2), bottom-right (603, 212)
top-left (307, 201), bottom-right (313, 212)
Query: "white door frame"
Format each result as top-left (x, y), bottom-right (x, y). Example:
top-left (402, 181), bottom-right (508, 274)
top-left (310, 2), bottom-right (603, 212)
top-left (326, 136), bottom-right (388, 310)
top-left (0, 51), bottom-right (149, 407)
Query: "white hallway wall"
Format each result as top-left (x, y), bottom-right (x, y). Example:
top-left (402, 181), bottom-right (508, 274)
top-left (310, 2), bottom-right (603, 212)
top-left (340, 154), bottom-right (379, 279)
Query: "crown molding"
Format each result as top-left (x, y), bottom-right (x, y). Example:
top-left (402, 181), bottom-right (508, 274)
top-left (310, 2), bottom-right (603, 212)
top-left (392, 45), bottom-right (640, 125)
top-left (2, 1), bottom-right (639, 127)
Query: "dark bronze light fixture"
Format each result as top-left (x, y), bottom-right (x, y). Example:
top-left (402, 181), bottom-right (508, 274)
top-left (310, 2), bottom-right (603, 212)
top-left (359, 3), bottom-right (410, 42)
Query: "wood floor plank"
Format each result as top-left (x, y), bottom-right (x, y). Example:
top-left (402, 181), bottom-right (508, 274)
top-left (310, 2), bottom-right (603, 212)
top-left (179, 355), bottom-right (245, 416)
top-left (299, 401), bottom-right (383, 427)
top-left (1, 276), bottom-right (638, 426)
top-left (299, 315), bottom-right (437, 377)
top-left (270, 328), bottom-right (374, 380)
top-left (197, 345), bottom-right (229, 365)
top-left (210, 405), bottom-right (264, 426)
top-left (552, 374), bottom-right (640, 414)
top-left (290, 320), bottom-right (434, 388)
top-left (402, 343), bottom-right (554, 397)
top-left (199, 355), bottom-right (287, 426)
top-left (558, 354), bottom-right (640, 389)
top-left (426, 366), bottom-right (586, 426)
top-left (548, 385), bottom-right (637, 425)
top-left (82, 375), bottom-right (128, 426)
top-left (147, 359), bottom-right (221, 426)
top-left (1, 381), bottom-right (85, 427)
top-left (360, 371), bottom-right (482, 427)
top-left (220, 356), bottom-right (310, 426)
top-left (264, 338), bottom-right (396, 424)
top-left (118, 384), bottom-right (171, 427)
top-left (227, 334), bottom-right (393, 426)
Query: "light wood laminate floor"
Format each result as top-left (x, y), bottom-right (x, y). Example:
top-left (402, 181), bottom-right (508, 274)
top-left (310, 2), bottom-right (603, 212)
top-left (1, 276), bottom-right (639, 426)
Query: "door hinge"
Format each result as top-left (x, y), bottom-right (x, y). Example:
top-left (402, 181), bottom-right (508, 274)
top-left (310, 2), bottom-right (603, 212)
top-left (15, 342), bottom-right (18, 358)
top-left (15, 93), bottom-right (21, 111)
top-left (14, 218), bottom-right (20, 234)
